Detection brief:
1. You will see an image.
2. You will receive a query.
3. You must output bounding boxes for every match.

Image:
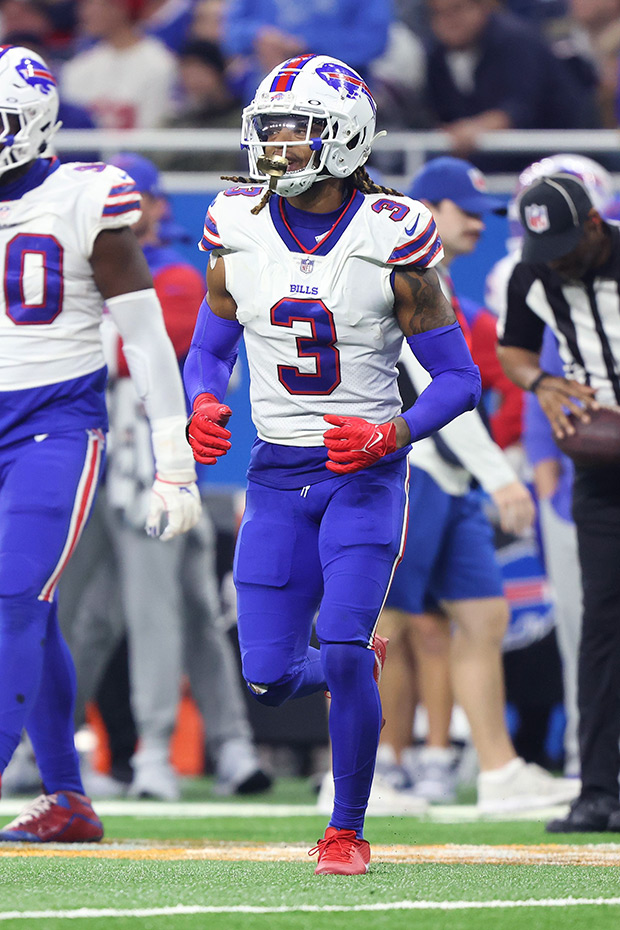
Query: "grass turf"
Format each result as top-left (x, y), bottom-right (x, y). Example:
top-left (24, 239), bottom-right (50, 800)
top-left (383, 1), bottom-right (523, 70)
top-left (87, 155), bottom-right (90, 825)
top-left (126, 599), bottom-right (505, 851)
top-left (1, 778), bottom-right (619, 929)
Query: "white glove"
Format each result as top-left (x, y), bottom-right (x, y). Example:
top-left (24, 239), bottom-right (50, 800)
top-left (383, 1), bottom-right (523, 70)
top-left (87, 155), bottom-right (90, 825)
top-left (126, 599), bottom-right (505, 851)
top-left (145, 414), bottom-right (201, 540)
top-left (145, 477), bottom-right (201, 541)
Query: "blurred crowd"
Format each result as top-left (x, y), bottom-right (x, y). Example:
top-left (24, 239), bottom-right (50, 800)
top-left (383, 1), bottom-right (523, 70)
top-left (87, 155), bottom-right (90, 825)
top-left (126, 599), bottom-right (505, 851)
top-left (3, 0), bottom-right (620, 170)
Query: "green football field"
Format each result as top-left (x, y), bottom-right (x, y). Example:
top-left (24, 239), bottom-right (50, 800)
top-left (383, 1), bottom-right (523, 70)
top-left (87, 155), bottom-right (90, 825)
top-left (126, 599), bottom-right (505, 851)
top-left (1, 778), bottom-right (619, 930)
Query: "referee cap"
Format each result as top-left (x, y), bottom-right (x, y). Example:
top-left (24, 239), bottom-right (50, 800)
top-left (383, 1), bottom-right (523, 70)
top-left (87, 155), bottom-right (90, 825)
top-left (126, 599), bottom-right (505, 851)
top-left (518, 173), bottom-right (594, 263)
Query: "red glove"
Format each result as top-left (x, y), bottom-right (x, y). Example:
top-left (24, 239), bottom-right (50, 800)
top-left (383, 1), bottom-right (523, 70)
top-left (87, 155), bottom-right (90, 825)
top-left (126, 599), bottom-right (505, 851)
top-left (323, 415), bottom-right (397, 474)
top-left (186, 393), bottom-right (232, 465)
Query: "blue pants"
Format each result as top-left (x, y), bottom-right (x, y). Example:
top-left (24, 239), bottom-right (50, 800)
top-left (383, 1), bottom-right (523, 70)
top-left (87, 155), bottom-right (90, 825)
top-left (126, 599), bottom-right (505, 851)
top-left (234, 459), bottom-right (409, 686)
top-left (0, 429), bottom-right (105, 791)
top-left (233, 458), bottom-right (409, 835)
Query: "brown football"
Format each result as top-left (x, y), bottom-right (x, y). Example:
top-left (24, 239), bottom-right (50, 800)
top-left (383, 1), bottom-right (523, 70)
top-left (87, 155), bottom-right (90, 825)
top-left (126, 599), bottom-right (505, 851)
top-left (555, 406), bottom-right (620, 466)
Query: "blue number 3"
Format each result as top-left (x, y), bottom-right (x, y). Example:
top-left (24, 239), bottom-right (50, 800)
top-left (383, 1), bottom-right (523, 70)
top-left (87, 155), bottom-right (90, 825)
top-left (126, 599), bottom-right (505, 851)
top-left (271, 298), bottom-right (341, 395)
top-left (5, 233), bottom-right (64, 325)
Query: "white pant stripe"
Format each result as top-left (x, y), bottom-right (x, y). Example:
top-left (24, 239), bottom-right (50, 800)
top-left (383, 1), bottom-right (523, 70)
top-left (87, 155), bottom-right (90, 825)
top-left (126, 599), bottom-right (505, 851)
top-left (369, 458), bottom-right (410, 644)
top-left (38, 429), bottom-right (104, 603)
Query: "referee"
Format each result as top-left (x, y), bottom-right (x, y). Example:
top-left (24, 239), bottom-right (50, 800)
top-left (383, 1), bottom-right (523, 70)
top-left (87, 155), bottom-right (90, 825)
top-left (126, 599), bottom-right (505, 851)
top-left (497, 172), bottom-right (620, 833)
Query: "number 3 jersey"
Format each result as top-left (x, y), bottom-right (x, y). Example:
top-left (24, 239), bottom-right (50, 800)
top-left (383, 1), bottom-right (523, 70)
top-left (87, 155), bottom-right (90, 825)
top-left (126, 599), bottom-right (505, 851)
top-left (200, 187), bottom-right (443, 447)
top-left (0, 157), bottom-right (141, 444)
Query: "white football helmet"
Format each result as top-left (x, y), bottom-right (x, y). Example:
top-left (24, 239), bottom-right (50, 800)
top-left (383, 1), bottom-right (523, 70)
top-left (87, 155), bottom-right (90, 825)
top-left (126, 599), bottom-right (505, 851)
top-left (241, 55), bottom-right (380, 197)
top-left (0, 46), bottom-right (61, 177)
top-left (508, 153), bottom-right (614, 238)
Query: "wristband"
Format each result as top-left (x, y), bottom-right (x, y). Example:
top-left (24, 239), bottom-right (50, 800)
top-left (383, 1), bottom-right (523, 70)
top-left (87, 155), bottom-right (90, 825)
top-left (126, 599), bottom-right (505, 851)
top-left (528, 371), bottom-right (552, 393)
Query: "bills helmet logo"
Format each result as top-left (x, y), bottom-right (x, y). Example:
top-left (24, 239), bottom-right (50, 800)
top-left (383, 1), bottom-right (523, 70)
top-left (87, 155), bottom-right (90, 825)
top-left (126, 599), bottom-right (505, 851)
top-left (15, 56), bottom-right (56, 95)
top-left (524, 204), bottom-right (550, 233)
top-left (315, 62), bottom-right (376, 112)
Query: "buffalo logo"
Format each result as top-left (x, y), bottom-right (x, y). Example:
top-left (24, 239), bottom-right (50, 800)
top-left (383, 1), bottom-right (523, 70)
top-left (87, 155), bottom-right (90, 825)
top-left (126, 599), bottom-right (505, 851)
top-left (300, 257), bottom-right (314, 274)
top-left (16, 56), bottom-right (56, 95)
top-left (315, 62), bottom-right (376, 111)
top-left (524, 203), bottom-right (550, 234)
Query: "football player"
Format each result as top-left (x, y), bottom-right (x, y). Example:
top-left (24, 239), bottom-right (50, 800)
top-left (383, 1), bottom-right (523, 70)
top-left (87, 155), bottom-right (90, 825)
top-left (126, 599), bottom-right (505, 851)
top-left (0, 46), bottom-right (201, 841)
top-left (184, 54), bottom-right (482, 874)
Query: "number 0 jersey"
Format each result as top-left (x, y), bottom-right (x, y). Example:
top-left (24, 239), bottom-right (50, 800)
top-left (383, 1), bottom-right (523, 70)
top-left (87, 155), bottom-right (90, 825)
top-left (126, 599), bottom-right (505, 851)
top-left (200, 187), bottom-right (443, 446)
top-left (0, 157), bottom-right (141, 443)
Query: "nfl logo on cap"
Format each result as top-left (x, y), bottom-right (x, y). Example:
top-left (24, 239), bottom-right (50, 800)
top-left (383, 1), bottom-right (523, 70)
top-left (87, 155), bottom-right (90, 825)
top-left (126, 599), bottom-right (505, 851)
top-left (524, 204), bottom-right (550, 234)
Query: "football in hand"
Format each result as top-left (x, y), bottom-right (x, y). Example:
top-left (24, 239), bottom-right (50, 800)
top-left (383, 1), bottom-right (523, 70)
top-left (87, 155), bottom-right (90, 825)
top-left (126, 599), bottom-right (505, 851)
top-left (555, 406), bottom-right (620, 466)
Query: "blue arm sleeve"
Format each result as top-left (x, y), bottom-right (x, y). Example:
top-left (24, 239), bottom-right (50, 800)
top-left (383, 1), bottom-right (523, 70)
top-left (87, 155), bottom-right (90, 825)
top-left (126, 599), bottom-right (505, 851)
top-left (183, 298), bottom-right (243, 405)
top-left (400, 322), bottom-right (482, 442)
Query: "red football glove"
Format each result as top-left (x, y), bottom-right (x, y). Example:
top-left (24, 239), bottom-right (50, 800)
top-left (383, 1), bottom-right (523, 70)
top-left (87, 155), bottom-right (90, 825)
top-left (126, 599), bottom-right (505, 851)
top-left (186, 392), bottom-right (232, 465)
top-left (323, 415), bottom-right (397, 474)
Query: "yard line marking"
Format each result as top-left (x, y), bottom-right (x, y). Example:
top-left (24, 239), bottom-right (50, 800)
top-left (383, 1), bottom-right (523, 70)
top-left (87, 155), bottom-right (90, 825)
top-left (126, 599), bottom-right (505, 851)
top-left (1, 842), bottom-right (620, 866)
top-left (0, 799), bottom-right (575, 822)
top-left (1, 898), bottom-right (620, 920)
top-left (0, 801), bottom-right (320, 818)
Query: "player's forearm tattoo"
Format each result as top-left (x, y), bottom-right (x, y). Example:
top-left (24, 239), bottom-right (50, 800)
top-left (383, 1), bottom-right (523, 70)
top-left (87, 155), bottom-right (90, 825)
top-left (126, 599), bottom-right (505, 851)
top-left (396, 267), bottom-right (457, 336)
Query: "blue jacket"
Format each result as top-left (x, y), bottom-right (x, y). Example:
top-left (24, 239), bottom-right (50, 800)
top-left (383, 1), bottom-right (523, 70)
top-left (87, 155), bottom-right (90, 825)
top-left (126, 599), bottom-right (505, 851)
top-left (224, 0), bottom-right (390, 78)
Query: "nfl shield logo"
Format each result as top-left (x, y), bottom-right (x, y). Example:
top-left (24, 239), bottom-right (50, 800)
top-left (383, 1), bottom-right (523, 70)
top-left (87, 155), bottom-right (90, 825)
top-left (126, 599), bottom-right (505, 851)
top-left (524, 204), bottom-right (550, 234)
top-left (300, 257), bottom-right (314, 274)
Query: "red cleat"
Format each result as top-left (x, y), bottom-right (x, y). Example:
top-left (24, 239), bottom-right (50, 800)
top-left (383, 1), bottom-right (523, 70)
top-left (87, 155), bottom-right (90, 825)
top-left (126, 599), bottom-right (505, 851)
top-left (0, 791), bottom-right (103, 843)
top-left (309, 826), bottom-right (371, 875)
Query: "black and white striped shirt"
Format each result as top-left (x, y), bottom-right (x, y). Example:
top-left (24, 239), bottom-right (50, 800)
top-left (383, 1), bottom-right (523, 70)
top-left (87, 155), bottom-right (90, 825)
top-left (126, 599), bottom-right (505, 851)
top-left (498, 224), bottom-right (620, 406)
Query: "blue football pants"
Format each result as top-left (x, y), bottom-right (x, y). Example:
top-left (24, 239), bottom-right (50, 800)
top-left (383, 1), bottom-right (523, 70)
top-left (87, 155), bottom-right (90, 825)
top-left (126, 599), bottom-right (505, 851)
top-left (0, 429), bottom-right (105, 793)
top-left (233, 458), bottom-right (409, 834)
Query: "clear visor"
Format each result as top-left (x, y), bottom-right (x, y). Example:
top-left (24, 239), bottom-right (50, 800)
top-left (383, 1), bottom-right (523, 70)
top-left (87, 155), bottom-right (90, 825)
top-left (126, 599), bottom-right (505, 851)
top-left (252, 113), bottom-right (327, 146)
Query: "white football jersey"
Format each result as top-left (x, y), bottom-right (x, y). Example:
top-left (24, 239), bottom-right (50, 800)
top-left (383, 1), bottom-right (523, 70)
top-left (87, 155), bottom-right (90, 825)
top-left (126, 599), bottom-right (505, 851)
top-left (201, 187), bottom-right (443, 446)
top-left (0, 160), bottom-right (141, 391)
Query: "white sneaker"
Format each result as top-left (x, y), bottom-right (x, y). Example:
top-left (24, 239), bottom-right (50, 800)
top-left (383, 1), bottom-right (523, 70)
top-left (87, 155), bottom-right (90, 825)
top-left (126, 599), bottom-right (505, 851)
top-left (413, 746), bottom-right (459, 803)
top-left (128, 747), bottom-right (180, 802)
top-left (477, 757), bottom-right (581, 814)
top-left (213, 738), bottom-right (272, 796)
top-left (81, 767), bottom-right (129, 799)
top-left (316, 770), bottom-right (428, 817)
top-left (374, 744), bottom-right (412, 791)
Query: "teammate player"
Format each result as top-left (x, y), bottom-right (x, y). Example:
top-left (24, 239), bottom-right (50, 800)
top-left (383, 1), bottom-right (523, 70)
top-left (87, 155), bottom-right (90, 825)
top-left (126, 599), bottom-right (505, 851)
top-left (184, 54), bottom-right (481, 874)
top-left (0, 46), bottom-right (201, 841)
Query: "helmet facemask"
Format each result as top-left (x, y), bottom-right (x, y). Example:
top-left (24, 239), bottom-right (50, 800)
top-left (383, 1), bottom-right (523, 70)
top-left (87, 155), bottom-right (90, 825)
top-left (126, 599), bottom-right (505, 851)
top-left (243, 101), bottom-right (336, 196)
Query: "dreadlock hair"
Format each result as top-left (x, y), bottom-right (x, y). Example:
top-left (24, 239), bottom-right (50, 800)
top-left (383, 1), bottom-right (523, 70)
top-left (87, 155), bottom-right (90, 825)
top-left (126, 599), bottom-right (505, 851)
top-left (220, 175), bottom-right (274, 214)
top-left (348, 165), bottom-right (403, 198)
top-left (220, 165), bottom-right (403, 215)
